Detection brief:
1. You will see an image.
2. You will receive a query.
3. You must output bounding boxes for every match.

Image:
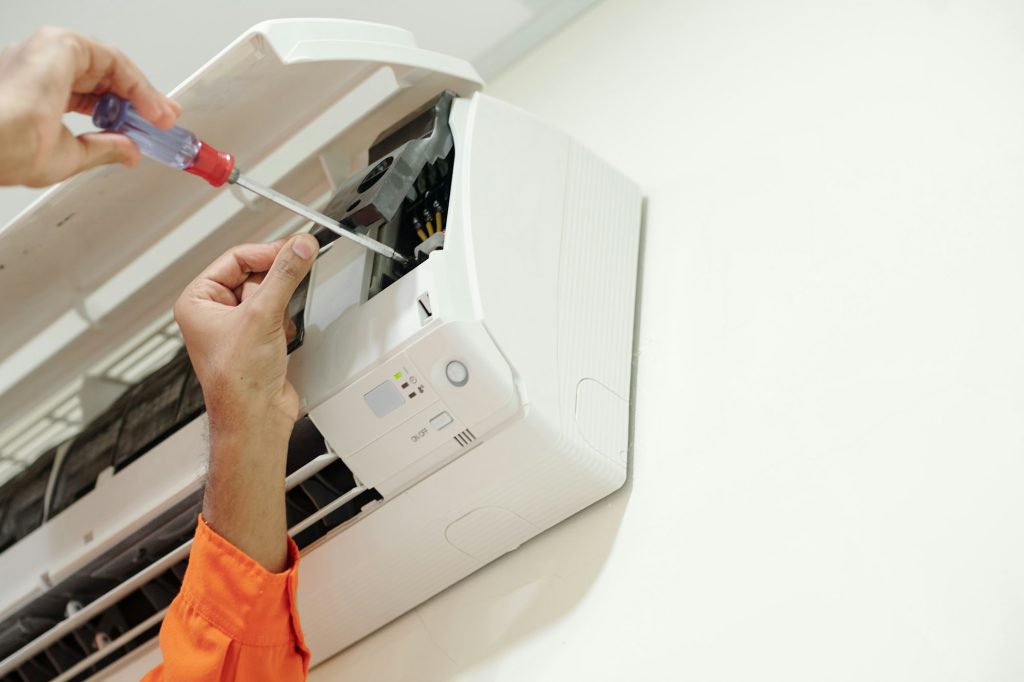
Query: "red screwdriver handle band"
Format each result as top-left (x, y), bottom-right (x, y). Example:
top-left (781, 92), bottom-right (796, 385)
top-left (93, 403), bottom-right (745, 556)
top-left (185, 141), bottom-right (235, 187)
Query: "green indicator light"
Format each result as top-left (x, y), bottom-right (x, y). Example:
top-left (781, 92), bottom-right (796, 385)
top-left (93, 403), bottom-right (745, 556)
top-left (394, 371), bottom-right (403, 380)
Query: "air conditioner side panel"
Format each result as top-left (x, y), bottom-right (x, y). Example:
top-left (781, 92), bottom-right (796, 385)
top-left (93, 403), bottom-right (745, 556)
top-left (297, 413), bottom-right (624, 663)
top-left (298, 95), bottom-right (640, 664)
top-left (451, 93), bottom-right (640, 468)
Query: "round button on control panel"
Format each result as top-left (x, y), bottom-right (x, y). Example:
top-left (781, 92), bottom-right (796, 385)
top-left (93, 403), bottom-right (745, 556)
top-left (445, 361), bottom-right (469, 387)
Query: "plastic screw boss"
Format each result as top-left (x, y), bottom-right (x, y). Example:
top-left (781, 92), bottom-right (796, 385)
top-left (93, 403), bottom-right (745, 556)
top-left (92, 94), bottom-right (409, 263)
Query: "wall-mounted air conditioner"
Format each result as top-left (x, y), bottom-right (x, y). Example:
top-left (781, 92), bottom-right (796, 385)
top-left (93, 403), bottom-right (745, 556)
top-left (0, 19), bottom-right (641, 681)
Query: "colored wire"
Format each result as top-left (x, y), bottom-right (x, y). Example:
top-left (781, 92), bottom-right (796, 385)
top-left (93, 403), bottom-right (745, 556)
top-left (435, 211), bottom-right (443, 232)
top-left (426, 220), bottom-right (435, 236)
top-left (417, 228), bottom-right (428, 241)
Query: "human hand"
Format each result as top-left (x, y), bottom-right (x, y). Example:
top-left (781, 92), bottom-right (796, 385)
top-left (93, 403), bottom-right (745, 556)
top-left (174, 235), bottom-right (318, 447)
top-left (174, 234), bottom-right (317, 572)
top-left (0, 26), bottom-right (180, 187)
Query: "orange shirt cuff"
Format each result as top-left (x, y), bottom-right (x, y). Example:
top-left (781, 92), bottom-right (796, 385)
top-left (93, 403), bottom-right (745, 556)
top-left (176, 514), bottom-right (307, 649)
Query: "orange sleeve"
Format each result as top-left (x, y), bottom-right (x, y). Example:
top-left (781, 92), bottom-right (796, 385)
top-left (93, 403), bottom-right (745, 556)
top-left (141, 515), bottom-right (310, 682)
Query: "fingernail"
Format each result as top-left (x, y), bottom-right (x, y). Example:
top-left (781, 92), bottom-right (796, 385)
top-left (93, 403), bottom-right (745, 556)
top-left (291, 236), bottom-right (315, 260)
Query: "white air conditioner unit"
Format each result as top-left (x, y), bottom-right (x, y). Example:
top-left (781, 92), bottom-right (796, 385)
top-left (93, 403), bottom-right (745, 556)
top-left (0, 19), bottom-right (641, 681)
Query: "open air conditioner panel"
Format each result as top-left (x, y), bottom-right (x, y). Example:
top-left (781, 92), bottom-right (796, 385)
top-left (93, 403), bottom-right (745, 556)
top-left (311, 92), bottom-right (455, 303)
top-left (0, 19), bottom-right (641, 682)
top-left (0, 94), bottom-right (454, 550)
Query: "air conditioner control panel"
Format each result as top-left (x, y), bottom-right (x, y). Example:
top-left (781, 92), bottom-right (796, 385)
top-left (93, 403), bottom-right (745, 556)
top-left (308, 320), bottom-right (519, 495)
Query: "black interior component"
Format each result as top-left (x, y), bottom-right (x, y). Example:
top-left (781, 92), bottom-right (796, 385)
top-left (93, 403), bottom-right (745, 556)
top-left (291, 482), bottom-right (381, 549)
top-left (284, 273), bottom-right (309, 355)
top-left (47, 349), bottom-right (203, 518)
top-left (0, 447), bottom-right (57, 553)
top-left (358, 156), bottom-right (394, 193)
top-left (0, 616), bottom-right (57, 671)
top-left (284, 419), bottom-right (371, 547)
top-left (285, 417), bottom-right (328, 476)
top-left (41, 635), bottom-right (80, 676)
top-left (368, 97), bottom-right (449, 164)
top-left (175, 361), bottom-right (205, 424)
top-left (113, 352), bottom-right (191, 470)
top-left (48, 409), bottom-right (120, 518)
top-left (9, 653), bottom-right (56, 681)
top-left (87, 495), bottom-right (201, 581)
top-left (317, 92), bottom-right (454, 241)
top-left (364, 146), bottom-right (454, 299)
top-left (0, 496), bottom-right (198, 673)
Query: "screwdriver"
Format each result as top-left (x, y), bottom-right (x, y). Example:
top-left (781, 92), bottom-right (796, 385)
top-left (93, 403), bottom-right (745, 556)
top-left (91, 94), bottom-right (409, 264)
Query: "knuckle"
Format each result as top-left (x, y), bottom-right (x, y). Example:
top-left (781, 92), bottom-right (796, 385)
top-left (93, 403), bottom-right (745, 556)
top-left (43, 27), bottom-right (78, 54)
top-left (221, 243), bottom-right (248, 262)
top-left (114, 54), bottom-right (143, 94)
top-left (35, 26), bottom-right (66, 41)
top-left (273, 257), bottom-right (301, 282)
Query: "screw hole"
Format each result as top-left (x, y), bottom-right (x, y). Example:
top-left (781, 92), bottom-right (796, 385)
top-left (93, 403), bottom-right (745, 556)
top-left (357, 156), bottom-right (393, 193)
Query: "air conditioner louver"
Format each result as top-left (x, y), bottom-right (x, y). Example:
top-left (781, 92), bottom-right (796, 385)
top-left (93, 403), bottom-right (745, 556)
top-left (0, 392), bottom-right (379, 681)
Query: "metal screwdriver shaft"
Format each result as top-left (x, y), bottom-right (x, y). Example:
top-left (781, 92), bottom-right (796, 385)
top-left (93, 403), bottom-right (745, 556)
top-left (230, 171), bottom-right (408, 263)
top-left (92, 94), bottom-right (408, 264)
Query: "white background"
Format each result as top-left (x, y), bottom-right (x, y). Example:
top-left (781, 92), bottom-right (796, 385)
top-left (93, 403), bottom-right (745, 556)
top-left (6, 0), bottom-right (1024, 679)
top-left (314, 0), bottom-right (1024, 679)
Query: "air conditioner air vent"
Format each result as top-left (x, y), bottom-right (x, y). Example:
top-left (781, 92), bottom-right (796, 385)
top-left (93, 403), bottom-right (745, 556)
top-left (0, 418), bottom-right (381, 681)
top-left (453, 429), bottom-right (476, 447)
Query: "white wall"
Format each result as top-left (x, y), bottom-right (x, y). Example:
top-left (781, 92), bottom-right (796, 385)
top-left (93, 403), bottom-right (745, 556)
top-left (310, 0), bottom-right (1024, 680)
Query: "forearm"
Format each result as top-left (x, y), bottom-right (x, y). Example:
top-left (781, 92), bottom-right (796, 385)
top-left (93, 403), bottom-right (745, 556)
top-left (203, 420), bottom-right (291, 573)
top-left (175, 235), bottom-right (316, 573)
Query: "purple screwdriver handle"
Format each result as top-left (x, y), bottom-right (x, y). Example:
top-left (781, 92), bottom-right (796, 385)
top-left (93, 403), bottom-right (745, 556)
top-left (92, 93), bottom-right (200, 170)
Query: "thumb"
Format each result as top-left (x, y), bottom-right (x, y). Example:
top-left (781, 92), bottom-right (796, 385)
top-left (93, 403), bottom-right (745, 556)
top-left (253, 235), bottom-right (317, 316)
top-left (69, 131), bottom-right (141, 174)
